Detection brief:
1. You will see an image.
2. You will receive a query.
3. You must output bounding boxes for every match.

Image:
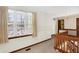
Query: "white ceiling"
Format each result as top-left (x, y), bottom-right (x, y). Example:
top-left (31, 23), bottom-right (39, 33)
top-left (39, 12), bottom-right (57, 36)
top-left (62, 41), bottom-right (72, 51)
top-left (9, 6), bottom-right (79, 17)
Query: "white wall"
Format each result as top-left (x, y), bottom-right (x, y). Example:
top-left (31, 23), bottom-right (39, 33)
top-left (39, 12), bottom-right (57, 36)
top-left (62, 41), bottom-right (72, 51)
top-left (64, 16), bottom-right (76, 29)
top-left (36, 12), bottom-right (55, 36)
top-left (64, 14), bottom-right (79, 29)
top-left (54, 14), bottom-right (79, 34)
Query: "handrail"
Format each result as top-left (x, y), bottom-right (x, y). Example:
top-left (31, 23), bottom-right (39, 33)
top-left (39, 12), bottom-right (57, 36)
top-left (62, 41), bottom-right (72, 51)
top-left (54, 32), bottom-right (79, 53)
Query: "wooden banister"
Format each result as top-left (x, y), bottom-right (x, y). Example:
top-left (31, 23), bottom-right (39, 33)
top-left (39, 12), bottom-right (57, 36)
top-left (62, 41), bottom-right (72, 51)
top-left (54, 32), bottom-right (79, 53)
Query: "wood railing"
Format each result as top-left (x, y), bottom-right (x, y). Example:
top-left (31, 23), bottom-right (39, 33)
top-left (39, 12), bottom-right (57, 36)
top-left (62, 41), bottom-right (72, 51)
top-left (54, 32), bottom-right (79, 53)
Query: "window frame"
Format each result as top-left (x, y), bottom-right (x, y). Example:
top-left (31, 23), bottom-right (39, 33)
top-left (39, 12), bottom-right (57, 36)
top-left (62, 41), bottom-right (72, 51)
top-left (8, 34), bottom-right (32, 39)
top-left (8, 9), bottom-right (33, 39)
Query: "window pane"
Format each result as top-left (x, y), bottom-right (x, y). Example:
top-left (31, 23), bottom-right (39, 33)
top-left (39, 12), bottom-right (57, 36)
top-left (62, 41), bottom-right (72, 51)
top-left (8, 10), bottom-right (15, 37)
top-left (16, 13), bottom-right (22, 36)
top-left (21, 13), bottom-right (26, 35)
top-left (8, 24), bottom-right (14, 37)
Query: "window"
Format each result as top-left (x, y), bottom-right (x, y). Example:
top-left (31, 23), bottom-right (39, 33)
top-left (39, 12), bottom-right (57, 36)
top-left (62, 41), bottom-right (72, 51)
top-left (8, 9), bottom-right (32, 38)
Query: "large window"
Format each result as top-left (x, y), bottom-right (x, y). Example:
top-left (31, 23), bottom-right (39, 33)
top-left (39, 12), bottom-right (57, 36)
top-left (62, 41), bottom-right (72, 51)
top-left (8, 9), bottom-right (32, 38)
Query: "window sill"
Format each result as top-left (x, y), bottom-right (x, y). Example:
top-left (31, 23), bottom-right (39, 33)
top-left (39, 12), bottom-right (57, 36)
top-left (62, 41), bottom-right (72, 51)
top-left (8, 34), bottom-right (32, 39)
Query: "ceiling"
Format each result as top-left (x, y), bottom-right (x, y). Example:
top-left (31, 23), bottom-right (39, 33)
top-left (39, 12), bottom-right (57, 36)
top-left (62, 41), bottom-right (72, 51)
top-left (8, 6), bottom-right (79, 17)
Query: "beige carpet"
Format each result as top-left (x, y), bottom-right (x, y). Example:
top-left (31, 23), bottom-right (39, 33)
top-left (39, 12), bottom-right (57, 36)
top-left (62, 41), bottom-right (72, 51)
top-left (15, 39), bottom-right (58, 53)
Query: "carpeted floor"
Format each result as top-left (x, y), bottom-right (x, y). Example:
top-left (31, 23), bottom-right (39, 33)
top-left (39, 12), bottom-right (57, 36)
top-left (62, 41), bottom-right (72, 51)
top-left (15, 39), bottom-right (58, 53)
